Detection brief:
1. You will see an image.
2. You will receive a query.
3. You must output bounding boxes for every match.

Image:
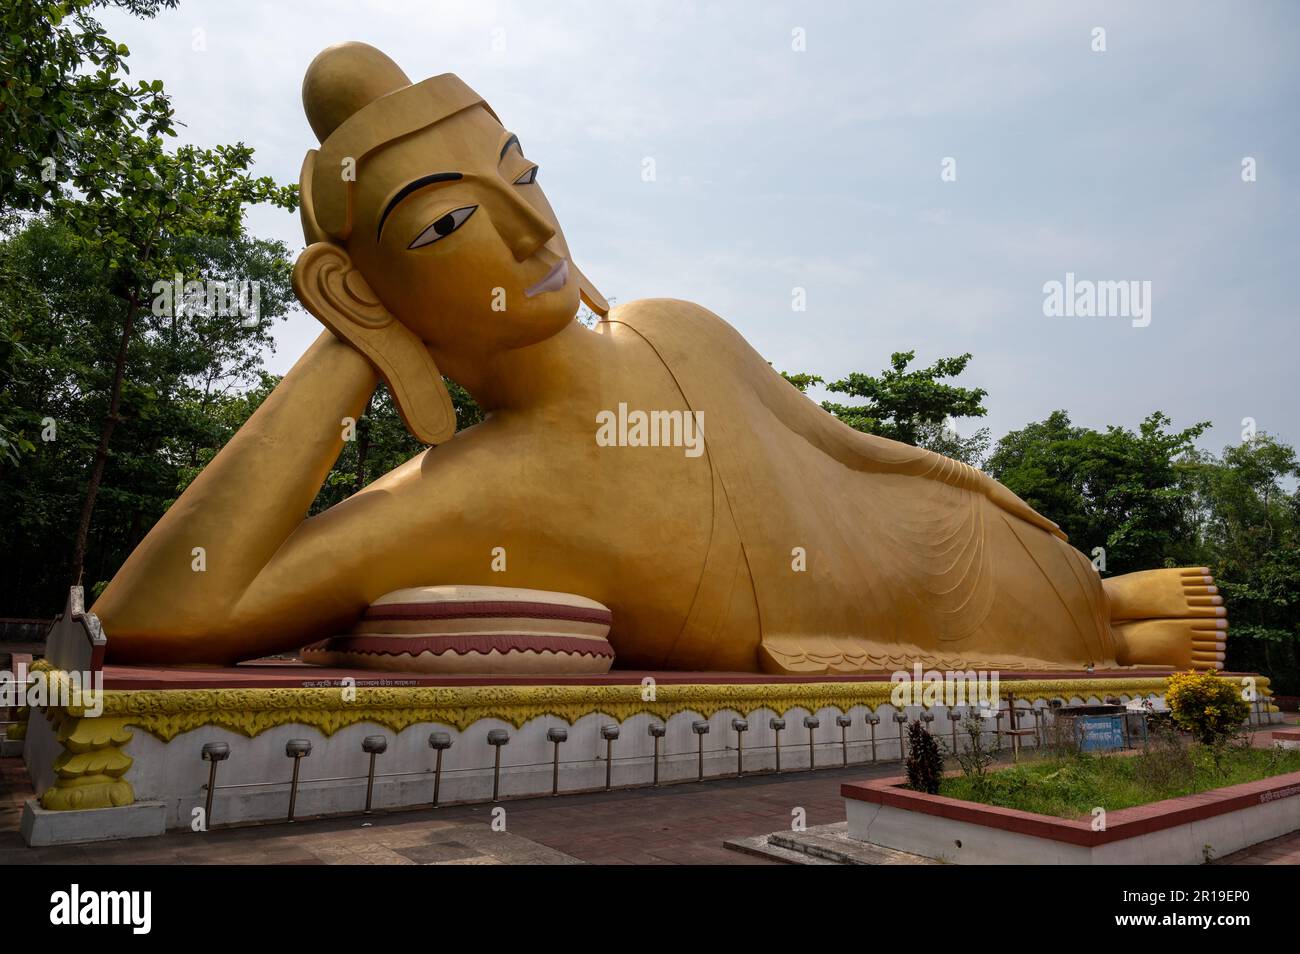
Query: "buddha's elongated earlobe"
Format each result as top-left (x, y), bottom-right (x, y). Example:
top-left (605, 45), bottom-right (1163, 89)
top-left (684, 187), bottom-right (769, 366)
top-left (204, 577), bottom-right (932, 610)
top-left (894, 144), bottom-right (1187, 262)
top-left (572, 262), bottom-right (609, 317)
top-left (294, 243), bottom-right (456, 444)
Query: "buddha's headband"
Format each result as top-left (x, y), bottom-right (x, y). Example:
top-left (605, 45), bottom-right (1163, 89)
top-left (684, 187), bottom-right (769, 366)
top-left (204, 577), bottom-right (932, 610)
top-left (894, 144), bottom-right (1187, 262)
top-left (303, 73), bottom-right (499, 242)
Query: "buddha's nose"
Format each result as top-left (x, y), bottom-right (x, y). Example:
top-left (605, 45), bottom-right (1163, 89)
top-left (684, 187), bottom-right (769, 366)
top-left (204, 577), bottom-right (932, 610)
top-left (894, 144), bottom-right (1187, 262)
top-left (489, 183), bottom-right (556, 262)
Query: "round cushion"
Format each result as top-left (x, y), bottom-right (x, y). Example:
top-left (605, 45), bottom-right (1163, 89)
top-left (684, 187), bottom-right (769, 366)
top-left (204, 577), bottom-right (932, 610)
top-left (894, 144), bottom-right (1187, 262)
top-left (301, 585), bottom-right (615, 674)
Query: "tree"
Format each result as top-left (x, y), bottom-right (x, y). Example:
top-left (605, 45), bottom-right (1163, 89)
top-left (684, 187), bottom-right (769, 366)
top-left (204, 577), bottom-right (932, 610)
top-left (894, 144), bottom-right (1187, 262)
top-left (61, 136), bottom-right (297, 585)
top-left (909, 419), bottom-right (992, 468)
top-left (819, 350), bottom-right (988, 446)
top-left (2, 2), bottom-right (302, 587)
top-left (1184, 434), bottom-right (1300, 692)
top-left (1, 0), bottom-right (179, 213)
top-left (0, 253), bottom-right (40, 464)
top-left (984, 410), bottom-right (1209, 572)
top-left (778, 370), bottom-right (823, 394)
top-left (781, 352), bottom-right (991, 464)
top-left (0, 218), bottom-right (295, 615)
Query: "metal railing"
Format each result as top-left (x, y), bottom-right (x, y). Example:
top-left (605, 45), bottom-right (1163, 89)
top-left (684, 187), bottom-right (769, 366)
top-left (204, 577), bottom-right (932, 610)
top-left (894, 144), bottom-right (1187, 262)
top-left (191, 697), bottom-right (1100, 826)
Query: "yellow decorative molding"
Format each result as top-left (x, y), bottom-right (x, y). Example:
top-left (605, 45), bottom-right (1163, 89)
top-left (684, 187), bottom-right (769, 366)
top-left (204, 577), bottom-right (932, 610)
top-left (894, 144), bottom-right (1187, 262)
top-left (81, 674), bottom-right (1263, 742)
top-left (39, 709), bottom-right (135, 811)
top-left (2, 661), bottom-right (45, 741)
top-left (5, 708), bottom-right (28, 741)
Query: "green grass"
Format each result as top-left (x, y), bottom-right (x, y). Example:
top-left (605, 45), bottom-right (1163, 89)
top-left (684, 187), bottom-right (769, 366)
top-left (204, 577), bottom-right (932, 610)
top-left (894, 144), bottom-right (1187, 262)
top-left (937, 746), bottom-right (1300, 820)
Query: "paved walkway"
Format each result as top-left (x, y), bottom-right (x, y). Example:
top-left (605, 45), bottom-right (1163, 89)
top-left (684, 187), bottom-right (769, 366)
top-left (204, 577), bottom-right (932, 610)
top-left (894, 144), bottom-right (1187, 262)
top-left (4, 718), bottom-right (1297, 865)
top-left (0, 757), bottom-right (887, 865)
top-left (1216, 832), bottom-right (1300, 865)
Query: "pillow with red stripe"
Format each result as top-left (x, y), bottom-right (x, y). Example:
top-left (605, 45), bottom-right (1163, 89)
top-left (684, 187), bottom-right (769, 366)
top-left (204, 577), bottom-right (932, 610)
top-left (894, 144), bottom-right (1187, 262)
top-left (301, 585), bottom-right (614, 674)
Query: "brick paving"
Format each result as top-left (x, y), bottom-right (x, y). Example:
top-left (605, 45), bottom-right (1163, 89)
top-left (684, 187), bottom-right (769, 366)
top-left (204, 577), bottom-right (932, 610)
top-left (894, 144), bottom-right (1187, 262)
top-left (1216, 832), bottom-right (1300, 865)
top-left (0, 756), bottom-right (888, 865)
top-left (3, 717), bottom-right (1297, 865)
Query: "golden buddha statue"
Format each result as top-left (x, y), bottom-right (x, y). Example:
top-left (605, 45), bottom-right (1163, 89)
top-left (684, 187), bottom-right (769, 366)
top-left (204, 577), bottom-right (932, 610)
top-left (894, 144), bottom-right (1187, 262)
top-left (94, 43), bottom-right (1228, 676)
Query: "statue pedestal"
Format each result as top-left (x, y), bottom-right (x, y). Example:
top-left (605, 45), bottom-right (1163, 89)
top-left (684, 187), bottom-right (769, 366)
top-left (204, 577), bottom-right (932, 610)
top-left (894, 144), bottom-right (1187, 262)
top-left (21, 799), bottom-right (165, 847)
top-left (18, 662), bottom-right (1269, 845)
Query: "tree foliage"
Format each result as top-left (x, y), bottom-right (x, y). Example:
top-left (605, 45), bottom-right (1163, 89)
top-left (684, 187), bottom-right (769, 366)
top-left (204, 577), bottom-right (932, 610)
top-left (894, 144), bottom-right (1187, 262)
top-left (1, 1), bottom-right (180, 214)
top-left (1184, 435), bottom-right (1300, 691)
top-left (819, 350), bottom-right (988, 446)
top-left (781, 351), bottom-right (991, 466)
top-left (984, 410), bottom-right (1211, 571)
top-left (2, 0), bottom-right (297, 586)
top-left (0, 218), bottom-right (295, 613)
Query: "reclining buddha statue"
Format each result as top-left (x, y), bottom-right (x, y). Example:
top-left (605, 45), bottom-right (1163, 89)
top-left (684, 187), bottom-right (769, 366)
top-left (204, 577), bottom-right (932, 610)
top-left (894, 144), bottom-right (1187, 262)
top-left (94, 42), bottom-right (1228, 676)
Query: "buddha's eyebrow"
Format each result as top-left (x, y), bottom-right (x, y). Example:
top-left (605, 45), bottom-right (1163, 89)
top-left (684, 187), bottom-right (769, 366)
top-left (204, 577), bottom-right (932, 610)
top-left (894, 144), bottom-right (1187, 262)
top-left (499, 134), bottom-right (520, 159)
top-left (377, 172), bottom-right (464, 240)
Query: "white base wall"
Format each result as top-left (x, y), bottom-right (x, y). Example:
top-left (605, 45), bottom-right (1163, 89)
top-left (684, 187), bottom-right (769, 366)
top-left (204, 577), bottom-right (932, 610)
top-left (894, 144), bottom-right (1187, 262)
top-left (23, 689), bottom-right (1281, 835)
top-left (20, 708), bottom-right (59, 794)
top-left (127, 703), bottom-right (914, 830)
top-left (845, 794), bottom-right (1300, 864)
top-left (118, 694), bottom-right (1135, 830)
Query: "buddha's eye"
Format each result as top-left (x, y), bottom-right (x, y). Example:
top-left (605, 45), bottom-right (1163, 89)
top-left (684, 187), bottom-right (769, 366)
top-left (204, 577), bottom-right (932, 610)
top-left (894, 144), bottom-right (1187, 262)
top-left (408, 206), bottom-right (477, 249)
top-left (513, 167), bottom-right (538, 185)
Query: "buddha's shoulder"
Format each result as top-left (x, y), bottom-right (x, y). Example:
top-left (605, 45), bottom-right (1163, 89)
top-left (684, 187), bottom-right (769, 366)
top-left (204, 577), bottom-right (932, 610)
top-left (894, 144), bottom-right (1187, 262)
top-left (605, 298), bottom-right (745, 346)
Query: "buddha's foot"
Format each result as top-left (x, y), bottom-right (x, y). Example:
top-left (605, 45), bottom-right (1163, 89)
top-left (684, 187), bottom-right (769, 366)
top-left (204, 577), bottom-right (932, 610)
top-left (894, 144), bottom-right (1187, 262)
top-left (1106, 567), bottom-right (1227, 670)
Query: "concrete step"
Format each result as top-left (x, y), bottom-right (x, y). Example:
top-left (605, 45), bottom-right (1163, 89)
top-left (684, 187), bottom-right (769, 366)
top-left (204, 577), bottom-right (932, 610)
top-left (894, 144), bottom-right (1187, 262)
top-left (726, 822), bottom-right (935, 865)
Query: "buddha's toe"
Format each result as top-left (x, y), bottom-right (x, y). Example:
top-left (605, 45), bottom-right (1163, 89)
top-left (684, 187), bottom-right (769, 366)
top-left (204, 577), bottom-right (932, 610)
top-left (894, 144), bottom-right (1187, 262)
top-left (1104, 566), bottom-right (1226, 622)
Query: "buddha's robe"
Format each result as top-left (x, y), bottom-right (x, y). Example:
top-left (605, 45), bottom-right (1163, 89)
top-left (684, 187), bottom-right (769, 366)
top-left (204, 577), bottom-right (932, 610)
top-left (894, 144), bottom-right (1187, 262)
top-left (607, 299), bottom-right (1117, 674)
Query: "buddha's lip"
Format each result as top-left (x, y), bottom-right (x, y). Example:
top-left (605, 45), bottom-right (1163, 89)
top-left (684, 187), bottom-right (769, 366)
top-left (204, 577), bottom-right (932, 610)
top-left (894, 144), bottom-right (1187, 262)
top-left (524, 258), bottom-right (569, 298)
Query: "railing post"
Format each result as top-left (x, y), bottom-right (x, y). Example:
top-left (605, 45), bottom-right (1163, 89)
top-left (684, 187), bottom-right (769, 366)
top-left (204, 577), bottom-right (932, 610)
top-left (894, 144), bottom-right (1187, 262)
top-left (285, 739), bottom-right (312, 823)
top-left (361, 735), bottom-right (387, 813)
top-left (600, 724), bottom-right (620, 791)
top-left (692, 721), bottom-right (710, 781)
top-left (731, 718), bottom-right (749, 776)
top-left (546, 727), bottom-right (567, 796)
top-left (428, 732), bottom-right (452, 807)
top-left (200, 742), bottom-right (229, 826)
top-left (803, 715), bottom-right (820, 771)
top-left (770, 717), bottom-right (786, 773)
top-left (648, 723), bottom-right (666, 786)
top-left (487, 729), bottom-right (509, 802)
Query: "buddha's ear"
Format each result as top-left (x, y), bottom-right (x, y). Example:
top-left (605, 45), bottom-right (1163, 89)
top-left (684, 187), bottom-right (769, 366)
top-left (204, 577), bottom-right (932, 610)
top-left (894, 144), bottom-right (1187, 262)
top-left (572, 261), bottom-right (609, 317)
top-left (294, 242), bottom-right (456, 444)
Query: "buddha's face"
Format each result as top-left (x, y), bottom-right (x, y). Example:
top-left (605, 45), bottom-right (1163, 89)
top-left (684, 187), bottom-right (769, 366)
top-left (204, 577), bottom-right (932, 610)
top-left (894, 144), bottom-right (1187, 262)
top-left (346, 105), bottom-right (580, 354)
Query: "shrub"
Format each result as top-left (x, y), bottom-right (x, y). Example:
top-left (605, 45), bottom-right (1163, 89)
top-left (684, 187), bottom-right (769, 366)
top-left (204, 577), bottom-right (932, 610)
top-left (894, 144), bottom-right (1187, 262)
top-left (1043, 708), bottom-right (1082, 759)
top-left (1134, 719), bottom-right (1195, 791)
top-left (905, 719), bottom-right (945, 794)
top-left (1165, 670), bottom-right (1250, 746)
top-left (954, 714), bottom-right (998, 782)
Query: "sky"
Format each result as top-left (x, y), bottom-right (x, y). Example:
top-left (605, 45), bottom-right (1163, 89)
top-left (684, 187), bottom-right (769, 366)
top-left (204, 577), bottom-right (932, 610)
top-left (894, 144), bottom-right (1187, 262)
top-left (99, 0), bottom-right (1300, 453)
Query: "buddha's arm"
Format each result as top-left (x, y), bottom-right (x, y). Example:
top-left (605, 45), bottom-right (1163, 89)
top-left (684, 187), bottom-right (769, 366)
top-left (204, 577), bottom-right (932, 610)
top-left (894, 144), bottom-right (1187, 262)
top-left (95, 331), bottom-right (379, 650)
